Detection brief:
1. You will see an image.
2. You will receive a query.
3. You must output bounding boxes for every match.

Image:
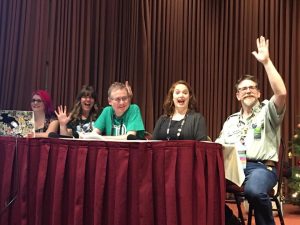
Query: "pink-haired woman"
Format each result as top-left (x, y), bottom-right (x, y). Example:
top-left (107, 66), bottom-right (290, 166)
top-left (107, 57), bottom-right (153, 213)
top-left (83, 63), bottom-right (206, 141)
top-left (30, 90), bottom-right (59, 137)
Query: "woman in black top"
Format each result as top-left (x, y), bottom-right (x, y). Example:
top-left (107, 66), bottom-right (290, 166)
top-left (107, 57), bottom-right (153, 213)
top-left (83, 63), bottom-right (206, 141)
top-left (56, 85), bottom-right (100, 138)
top-left (153, 81), bottom-right (241, 224)
top-left (152, 80), bottom-right (207, 141)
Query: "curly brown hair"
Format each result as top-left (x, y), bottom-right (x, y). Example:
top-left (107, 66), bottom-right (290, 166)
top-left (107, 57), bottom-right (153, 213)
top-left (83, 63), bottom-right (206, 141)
top-left (163, 80), bottom-right (197, 116)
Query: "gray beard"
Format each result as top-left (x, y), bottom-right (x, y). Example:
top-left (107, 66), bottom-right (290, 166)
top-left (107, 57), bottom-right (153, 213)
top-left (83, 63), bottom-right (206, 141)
top-left (242, 97), bottom-right (258, 108)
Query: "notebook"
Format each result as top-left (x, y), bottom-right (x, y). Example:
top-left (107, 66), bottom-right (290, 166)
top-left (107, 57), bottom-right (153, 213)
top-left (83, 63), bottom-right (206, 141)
top-left (0, 110), bottom-right (35, 137)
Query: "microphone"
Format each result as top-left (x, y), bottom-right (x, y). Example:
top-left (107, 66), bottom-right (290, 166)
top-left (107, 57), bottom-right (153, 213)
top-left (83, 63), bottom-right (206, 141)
top-left (127, 134), bottom-right (137, 140)
top-left (72, 131), bottom-right (79, 139)
top-left (48, 132), bottom-right (59, 138)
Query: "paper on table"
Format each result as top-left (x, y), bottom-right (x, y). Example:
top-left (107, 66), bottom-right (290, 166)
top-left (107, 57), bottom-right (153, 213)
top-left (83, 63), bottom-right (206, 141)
top-left (222, 144), bottom-right (245, 187)
top-left (79, 132), bottom-right (106, 140)
top-left (77, 132), bottom-right (162, 142)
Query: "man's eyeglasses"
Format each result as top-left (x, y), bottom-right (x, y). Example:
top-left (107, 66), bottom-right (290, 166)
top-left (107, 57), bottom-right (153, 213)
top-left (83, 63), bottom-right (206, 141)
top-left (238, 85), bottom-right (257, 92)
top-left (111, 96), bottom-right (129, 103)
top-left (31, 99), bottom-right (43, 103)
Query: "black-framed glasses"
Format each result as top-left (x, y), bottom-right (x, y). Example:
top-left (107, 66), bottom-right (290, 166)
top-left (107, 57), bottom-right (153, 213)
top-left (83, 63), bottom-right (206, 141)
top-left (238, 85), bottom-right (257, 92)
top-left (111, 96), bottom-right (129, 103)
top-left (81, 95), bottom-right (94, 100)
top-left (31, 99), bottom-right (43, 103)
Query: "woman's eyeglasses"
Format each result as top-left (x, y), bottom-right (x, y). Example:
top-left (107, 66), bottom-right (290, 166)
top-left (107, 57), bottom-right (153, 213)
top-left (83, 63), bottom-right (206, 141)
top-left (81, 95), bottom-right (94, 100)
top-left (31, 99), bottom-right (43, 103)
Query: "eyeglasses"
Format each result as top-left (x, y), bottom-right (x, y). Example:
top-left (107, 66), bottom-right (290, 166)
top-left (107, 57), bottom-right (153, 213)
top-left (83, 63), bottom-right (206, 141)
top-left (238, 85), bottom-right (257, 92)
top-left (111, 96), bottom-right (129, 103)
top-left (31, 99), bottom-right (43, 103)
top-left (81, 96), bottom-right (93, 99)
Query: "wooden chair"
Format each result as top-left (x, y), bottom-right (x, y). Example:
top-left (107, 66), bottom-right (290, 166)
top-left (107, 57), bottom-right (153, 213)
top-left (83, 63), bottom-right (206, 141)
top-left (226, 140), bottom-right (286, 225)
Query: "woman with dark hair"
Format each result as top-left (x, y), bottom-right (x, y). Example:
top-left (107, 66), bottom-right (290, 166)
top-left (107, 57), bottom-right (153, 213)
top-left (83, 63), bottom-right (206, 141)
top-left (153, 80), bottom-right (241, 224)
top-left (30, 90), bottom-right (59, 137)
top-left (56, 85), bottom-right (100, 137)
top-left (152, 80), bottom-right (207, 141)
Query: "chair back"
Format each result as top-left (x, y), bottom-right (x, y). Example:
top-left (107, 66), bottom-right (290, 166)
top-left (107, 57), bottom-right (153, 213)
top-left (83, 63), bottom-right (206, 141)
top-left (274, 139), bottom-right (286, 196)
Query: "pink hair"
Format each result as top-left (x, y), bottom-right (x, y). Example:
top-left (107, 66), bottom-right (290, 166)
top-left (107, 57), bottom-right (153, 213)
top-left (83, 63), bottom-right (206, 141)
top-left (32, 90), bottom-right (55, 118)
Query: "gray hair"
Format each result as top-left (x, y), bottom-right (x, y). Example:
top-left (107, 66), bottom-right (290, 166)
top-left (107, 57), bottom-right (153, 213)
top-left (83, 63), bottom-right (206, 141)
top-left (108, 82), bottom-right (129, 98)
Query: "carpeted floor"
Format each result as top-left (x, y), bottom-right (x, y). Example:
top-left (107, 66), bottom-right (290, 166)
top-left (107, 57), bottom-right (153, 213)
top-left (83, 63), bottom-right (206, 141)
top-left (228, 202), bottom-right (300, 224)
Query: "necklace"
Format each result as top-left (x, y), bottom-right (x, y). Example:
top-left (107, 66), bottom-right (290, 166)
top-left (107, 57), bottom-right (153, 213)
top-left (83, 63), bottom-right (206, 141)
top-left (166, 114), bottom-right (187, 140)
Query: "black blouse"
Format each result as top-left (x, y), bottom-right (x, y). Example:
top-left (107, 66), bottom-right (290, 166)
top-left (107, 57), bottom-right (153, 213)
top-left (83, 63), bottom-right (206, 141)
top-left (152, 111), bottom-right (208, 141)
top-left (35, 116), bottom-right (57, 133)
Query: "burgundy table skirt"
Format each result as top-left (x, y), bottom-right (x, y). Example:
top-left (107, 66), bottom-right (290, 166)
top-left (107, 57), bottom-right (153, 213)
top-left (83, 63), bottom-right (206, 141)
top-left (0, 137), bottom-right (225, 225)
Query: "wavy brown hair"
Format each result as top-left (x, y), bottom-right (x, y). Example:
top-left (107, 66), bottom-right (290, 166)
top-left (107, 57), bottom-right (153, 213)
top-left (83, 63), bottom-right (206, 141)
top-left (69, 85), bottom-right (100, 123)
top-left (163, 80), bottom-right (197, 116)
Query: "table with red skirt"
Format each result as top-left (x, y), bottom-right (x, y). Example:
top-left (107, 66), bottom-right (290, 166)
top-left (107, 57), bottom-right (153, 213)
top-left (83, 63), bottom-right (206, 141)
top-left (0, 137), bottom-right (225, 225)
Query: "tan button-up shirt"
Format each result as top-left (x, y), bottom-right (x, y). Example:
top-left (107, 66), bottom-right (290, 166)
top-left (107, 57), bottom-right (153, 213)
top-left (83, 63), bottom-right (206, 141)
top-left (216, 99), bottom-right (285, 162)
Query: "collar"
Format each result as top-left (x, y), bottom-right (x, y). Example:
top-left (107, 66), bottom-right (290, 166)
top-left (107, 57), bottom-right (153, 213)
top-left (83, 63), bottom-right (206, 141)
top-left (238, 101), bottom-right (262, 121)
top-left (110, 105), bottom-right (130, 119)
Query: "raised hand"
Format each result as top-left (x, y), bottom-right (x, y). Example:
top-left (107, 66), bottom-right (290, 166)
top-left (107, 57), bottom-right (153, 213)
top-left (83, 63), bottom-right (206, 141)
top-left (55, 105), bottom-right (72, 126)
top-left (252, 36), bottom-right (270, 65)
top-left (125, 81), bottom-right (133, 98)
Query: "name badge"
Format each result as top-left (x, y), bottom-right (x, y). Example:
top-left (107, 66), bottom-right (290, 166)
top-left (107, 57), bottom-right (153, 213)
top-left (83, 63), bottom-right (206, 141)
top-left (252, 124), bottom-right (262, 140)
top-left (236, 142), bottom-right (247, 169)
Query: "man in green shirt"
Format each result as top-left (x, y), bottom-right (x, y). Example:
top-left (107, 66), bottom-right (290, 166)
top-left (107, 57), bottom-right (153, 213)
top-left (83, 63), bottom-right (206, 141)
top-left (88, 81), bottom-right (145, 140)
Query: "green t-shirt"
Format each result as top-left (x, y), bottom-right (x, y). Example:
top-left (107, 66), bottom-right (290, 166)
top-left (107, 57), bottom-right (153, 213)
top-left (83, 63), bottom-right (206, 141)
top-left (94, 104), bottom-right (145, 139)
